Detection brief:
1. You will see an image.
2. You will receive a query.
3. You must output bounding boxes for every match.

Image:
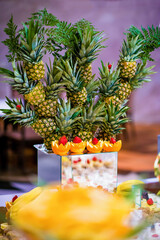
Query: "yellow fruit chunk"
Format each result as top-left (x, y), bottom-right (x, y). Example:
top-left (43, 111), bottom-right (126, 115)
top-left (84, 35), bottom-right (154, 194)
top-left (51, 141), bottom-right (70, 156)
top-left (87, 140), bottom-right (103, 153)
top-left (70, 141), bottom-right (86, 154)
top-left (103, 140), bottom-right (122, 152)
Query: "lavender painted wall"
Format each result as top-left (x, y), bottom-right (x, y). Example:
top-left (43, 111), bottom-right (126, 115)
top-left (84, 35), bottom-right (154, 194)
top-left (0, 0), bottom-right (160, 123)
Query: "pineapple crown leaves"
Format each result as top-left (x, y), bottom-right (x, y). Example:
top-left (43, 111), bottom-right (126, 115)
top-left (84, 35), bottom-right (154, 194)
top-left (55, 99), bottom-right (82, 134)
top-left (98, 61), bottom-right (120, 97)
top-left (120, 35), bottom-right (144, 61)
top-left (71, 23), bottom-right (106, 66)
top-left (0, 61), bottom-right (36, 94)
top-left (45, 58), bottom-right (64, 99)
top-left (130, 60), bottom-right (155, 89)
top-left (80, 100), bottom-right (105, 131)
top-left (2, 15), bottom-right (21, 62)
top-left (1, 97), bottom-right (35, 126)
top-left (56, 58), bottom-right (84, 92)
top-left (19, 20), bottom-right (45, 63)
top-left (101, 101), bottom-right (129, 134)
top-left (126, 25), bottom-right (160, 61)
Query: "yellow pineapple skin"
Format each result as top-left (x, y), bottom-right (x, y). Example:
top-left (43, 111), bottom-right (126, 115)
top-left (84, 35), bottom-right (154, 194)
top-left (35, 99), bottom-right (57, 118)
top-left (24, 82), bottom-right (45, 106)
top-left (119, 61), bottom-right (136, 79)
top-left (31, 118), bottom-right (56, 139)
top-left (118, 81), bottom-right (132, 102)
top-left (81, 64), bottom-right (92, 84)
top-left (24, 60), bottom-right (45, 81)
top-left (104, 96), bottom-right (121, 106)
top-left (69, 87), bottom-right (87, 107)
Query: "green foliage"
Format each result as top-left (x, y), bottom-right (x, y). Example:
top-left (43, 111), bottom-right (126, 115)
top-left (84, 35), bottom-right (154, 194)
top-left (2, 16), bottom-right (21, 62)
top-left (130, 60), bottom-right (155, 89)
top-left (127, 25), bottom-right (160, 61)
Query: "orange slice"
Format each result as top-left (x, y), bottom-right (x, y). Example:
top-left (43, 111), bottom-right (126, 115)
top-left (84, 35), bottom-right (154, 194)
top-left (51, 141), bottom-right (70, 156)
top-left (86, 140), bottom-right (103, 153)
top-left (103, 140), bottom-right (122, 152)
top-left (70, 141), bottom-right (86, 153)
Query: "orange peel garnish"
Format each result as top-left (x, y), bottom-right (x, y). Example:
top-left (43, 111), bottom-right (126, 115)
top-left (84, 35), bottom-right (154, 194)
top-left (70, 141), bottom-right (86, 153)
top-left (51, 141), bottom-right (71, 156)
top-left (86, 140), bottom-right (103, 153)
top-left (103, 140), bottom-right (122, 152)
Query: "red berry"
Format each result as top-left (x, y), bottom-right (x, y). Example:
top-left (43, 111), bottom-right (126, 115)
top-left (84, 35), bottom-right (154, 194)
top-left (16, 105), bottom-right (21, 110)
top-left (108, 64), bottom-right (112, 69)
top-left (67, 178), bottom-right (73, 184)
top-left (110, 137), bottom-right (116, 144)
top-left (99, 159), bottom-right (102, 163)
top-left (147, 198), bottom-right (154, 205)
top-left (58, 136), bottom-right (68, 145)
top-left (92, 156), bottom-right (97, 161)
top-left (73, 160), bottom-right (78, 164)
top-left (12, 195), bottom-right (18, 203)
top-left (87, 159), bottom-right (90, 164)
top-left (73, 136), bottom-right (82, 143)
top-left (78, 158), bottom-right (81, 162)
top-left (92, 138), bottom-right (99, 145)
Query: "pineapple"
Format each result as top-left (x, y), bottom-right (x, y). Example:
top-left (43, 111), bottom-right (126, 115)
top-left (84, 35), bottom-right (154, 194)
top-left (0, 62), bottom-right (45, 106)
top-left (117, 80), bottom-right (132, 102)
top-left (73, 100), bottom-right (105, 141)
top-left (34, 58), bottom-right (63, 117)
top-left (98, 61), bottom-right (122, 106)
top-left (19, 20), bottom-right (45, 81)
top-left (57, 59), bottom-right (99, 107)
top-left (31, 118), bottom-right (56, 138)
top-left (98, 102), bottom-right (129, 141)
top-left (72, 20), bottom-right (105, 84)
top-left (1, 98), bottom-right (56, 143)
top-left (118, 36), bottom-right (143, 79)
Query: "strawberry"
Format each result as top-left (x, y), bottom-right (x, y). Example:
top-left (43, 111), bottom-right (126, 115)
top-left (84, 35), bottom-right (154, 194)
top-left (78, 158), bottom-right (81, 162)
top-left (87, 159), bottom-right (90, 164)
top-left (92, 156), bottom-right (97, 161)
top-left (58, 136), bottom-right (68, 145)
top-left (110, 137), bottom-right (116, 144)
top-left (73, 136), bottom-right (82, 143)
top-left (92, 138), bottom-right (99, 145)
top-left (12, 195), bottom-right (18, 203)
top-left (147, 198), bottom-right (153, 205)
top-left (108, 64), bottom-right (112, 69)
top-left (16, 105), bottom-right (21, 111)
top-left (67, 178), bottom-right (73, 184)
top-left (73, 160), bottom-right (78, 164)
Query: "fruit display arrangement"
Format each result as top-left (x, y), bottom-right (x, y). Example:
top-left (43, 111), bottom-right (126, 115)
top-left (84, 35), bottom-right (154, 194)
top-left (0, 9), bottom-right (155, 154)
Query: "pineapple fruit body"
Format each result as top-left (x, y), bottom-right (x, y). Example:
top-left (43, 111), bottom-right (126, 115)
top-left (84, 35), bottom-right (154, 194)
top-left (24, 82), bottom-right (45, 106)
top-left (69, 87), bottom-right (87, 107)
top-left (31, 118), bottom-right (56, 138)
top-left (105, 96), bottom-right (121, 106)
top-left (118, 81), bottom-right (132, 102)
top-left (24, 60), bottom-right (45, 81)
top-left (118, 60), bottom-right (136, 79)
top-left (35, 99), bottom-right (57, 118)
top-left (81, 64), bottom-right (92, 84)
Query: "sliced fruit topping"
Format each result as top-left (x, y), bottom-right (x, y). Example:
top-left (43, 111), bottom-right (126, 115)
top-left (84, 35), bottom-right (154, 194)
top-left (58, 136), bottom-right (68, 145)
top-left (110, 137), bottom-right (116, 144)
top-left (73, 160), bottom-right (78, 164)
top-left (12, 195), bottom-right (18, 203)
top-left (147, 198), bottom-right (153, 205)
top-left (92, 138), bottom-right (99, 145)
top-left (16, 105), bottom-right (21, 110)
top-left (73, 136), bottom-right (82, 143)
top-left (77, 158), bottom-right (81, 162)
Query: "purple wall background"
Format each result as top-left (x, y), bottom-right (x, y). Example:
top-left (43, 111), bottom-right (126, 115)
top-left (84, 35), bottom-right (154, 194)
top-left (0, 0), bottom-right (160, 123)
